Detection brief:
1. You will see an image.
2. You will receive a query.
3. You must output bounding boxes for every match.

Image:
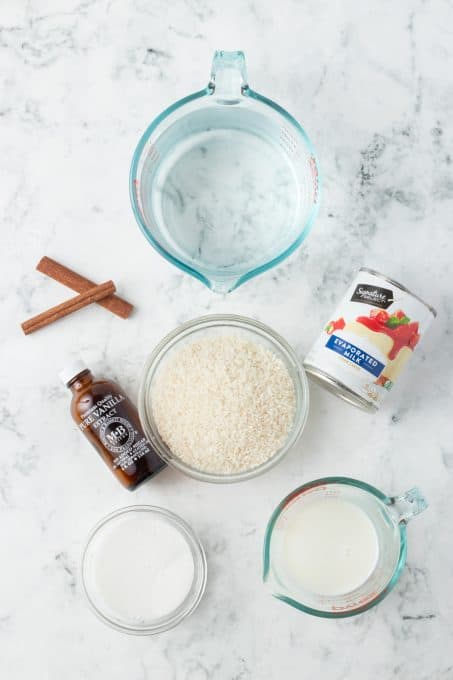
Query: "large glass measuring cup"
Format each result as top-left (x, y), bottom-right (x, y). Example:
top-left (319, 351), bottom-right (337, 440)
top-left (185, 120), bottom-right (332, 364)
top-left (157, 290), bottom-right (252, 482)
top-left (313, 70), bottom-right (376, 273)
top-left (263, 477), bottom-right (428, 618)
top-left (130, 51), bottom-right (320, 293)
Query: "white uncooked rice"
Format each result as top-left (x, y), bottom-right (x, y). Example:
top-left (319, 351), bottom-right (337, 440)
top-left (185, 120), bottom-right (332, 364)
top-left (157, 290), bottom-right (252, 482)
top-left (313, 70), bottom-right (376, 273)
top-left (151, 335), bottom-right (296, 474)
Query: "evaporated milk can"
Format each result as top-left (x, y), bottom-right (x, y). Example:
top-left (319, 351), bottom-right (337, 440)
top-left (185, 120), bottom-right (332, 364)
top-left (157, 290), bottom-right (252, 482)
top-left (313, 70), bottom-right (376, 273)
top-left (304, 268), bottom-right (436, 411)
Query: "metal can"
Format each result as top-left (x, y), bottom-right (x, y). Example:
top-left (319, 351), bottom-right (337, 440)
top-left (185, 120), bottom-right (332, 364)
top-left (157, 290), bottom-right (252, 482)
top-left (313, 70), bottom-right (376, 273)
top-left (304, 268), bottom-right (437, 411)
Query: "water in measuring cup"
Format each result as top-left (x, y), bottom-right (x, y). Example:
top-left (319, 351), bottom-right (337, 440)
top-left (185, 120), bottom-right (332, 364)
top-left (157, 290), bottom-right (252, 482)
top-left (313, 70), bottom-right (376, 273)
top-left (151, 129), bottom-right (299, 272)
top-left (280, 497), bottom-right (379, 596)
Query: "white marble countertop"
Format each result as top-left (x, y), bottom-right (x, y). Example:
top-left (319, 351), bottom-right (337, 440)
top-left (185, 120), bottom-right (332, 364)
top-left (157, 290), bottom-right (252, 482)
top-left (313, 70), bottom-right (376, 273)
top-left (2, 0), bottom-right (453, 678)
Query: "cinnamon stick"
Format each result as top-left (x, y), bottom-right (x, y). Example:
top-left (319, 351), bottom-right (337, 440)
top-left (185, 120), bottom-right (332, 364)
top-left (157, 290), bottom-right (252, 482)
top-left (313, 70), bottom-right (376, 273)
top-left (21, 281), bottom-right (116, 335)
top-left (36, 257), bottom-right (133, 319)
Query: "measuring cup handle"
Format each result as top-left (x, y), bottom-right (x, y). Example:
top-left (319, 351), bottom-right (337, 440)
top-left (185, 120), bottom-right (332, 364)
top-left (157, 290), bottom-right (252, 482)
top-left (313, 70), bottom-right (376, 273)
top-left (208, 50), bottom-right (248, 100)
top-left (391, 487), bottom-right (428, 524)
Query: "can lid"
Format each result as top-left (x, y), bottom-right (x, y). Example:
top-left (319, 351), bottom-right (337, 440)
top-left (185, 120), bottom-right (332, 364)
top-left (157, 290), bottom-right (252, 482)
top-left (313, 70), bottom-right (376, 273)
top-left (59, 360), bottom-right (88, 386)
top-left (360, 267), bottom-right (437, 317)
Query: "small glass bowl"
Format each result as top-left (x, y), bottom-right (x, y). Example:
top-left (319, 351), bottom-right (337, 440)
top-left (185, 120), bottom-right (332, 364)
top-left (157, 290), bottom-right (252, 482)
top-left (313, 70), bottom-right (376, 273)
top-left (81, 506), bottom-right (207, 635)
top-left (138, 314), bottom-right (309, 483)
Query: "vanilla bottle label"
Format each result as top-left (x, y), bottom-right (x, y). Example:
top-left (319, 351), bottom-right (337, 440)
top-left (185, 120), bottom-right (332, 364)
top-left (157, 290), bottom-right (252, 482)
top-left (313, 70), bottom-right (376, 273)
top-left (79, 391), bottom-right (156, 471)
top-left (63, 365), bottom-right (165, 490)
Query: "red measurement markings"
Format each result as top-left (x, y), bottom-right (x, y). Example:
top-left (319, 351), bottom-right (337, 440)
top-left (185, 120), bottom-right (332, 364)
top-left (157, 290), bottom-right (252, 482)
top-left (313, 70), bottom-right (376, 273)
top-left (309, 155), bottom-right (319, 204)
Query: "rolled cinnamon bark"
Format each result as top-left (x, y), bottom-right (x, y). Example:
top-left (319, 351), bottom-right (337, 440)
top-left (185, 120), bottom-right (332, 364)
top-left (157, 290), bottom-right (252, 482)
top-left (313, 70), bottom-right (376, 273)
top-left (36, 257), bottom-right (133, 319)
top-left (21, 281), bottom-right (116, 335)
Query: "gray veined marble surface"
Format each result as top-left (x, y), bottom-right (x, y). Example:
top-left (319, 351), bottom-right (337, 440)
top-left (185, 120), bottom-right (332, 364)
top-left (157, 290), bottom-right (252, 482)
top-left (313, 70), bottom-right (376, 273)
top-left (1, 0), bottom-right (453, 678)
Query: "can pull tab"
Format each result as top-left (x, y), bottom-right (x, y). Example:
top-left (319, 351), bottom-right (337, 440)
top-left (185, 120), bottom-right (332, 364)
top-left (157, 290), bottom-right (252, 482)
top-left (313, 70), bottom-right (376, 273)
top-left (391, 487), bottom-right (428, 524)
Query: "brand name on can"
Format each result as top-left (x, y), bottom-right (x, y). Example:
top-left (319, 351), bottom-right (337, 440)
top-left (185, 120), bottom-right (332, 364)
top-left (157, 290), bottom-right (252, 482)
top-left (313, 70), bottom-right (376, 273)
top-left (351, 284), bottom-right (394, 309)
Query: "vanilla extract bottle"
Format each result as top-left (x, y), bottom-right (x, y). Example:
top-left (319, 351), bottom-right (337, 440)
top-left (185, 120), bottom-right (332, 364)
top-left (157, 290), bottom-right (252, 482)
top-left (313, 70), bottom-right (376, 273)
top-left (60, 361), bottom-right (165, 490)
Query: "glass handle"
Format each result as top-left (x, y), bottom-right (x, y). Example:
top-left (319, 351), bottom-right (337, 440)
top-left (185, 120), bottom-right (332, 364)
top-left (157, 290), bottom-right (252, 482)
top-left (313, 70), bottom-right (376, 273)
top-left (208, 50), bottom-right (248, 100)
top-left (391, 487), bottom-right (428, 524)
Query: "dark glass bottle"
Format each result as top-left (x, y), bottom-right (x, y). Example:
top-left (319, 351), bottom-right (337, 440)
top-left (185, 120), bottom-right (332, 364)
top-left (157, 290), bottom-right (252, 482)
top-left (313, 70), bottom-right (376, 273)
top-left (60, 361), bottom-right (165, 490)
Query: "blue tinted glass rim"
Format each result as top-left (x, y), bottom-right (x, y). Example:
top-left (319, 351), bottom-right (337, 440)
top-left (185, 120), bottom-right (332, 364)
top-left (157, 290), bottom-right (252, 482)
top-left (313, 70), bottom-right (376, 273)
top-left (129, 87), bottom-right (321, 291)
top-left (262, 476), bottom-right (407, 618)
top-left (129, 88), bottom-right (211, 288)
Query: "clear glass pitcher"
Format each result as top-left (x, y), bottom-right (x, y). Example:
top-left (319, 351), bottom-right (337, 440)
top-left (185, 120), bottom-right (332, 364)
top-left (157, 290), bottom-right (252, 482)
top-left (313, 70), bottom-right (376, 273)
top-left (263, 477), bottom-right (428, 618)
top-left (130, 51), bottom-right (320, 293)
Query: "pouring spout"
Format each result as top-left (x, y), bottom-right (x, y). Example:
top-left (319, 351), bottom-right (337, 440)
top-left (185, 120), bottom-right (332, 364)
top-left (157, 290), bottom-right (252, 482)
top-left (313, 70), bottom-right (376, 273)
top-left (208, 276), bottom-right (240, 294)
top-left (208, 50), bottom-right (248, 101)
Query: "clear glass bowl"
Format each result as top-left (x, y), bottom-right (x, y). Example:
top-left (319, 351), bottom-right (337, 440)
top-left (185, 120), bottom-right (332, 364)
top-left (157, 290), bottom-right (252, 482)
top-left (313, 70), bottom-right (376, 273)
top-left (82, 506), bottom-right (207, 634)
top-left (138, 314), bottom-right (309, 483)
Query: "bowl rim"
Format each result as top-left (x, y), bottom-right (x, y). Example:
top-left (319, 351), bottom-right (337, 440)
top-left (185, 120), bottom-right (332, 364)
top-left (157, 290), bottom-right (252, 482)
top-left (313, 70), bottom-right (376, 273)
top-left (138, 314), bottom-right (310, 483)
top-left (81, 505), bottom-right (207, 635)
top-left (262, 477), bottom-right (408, 618)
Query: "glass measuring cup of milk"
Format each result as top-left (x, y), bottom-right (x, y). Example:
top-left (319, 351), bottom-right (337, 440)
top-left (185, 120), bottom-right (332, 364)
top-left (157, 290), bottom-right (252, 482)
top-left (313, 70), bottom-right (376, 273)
top-left (130, 51), bottom-right (320, 293)
top-left (263, 477), bottom-right (428, 617)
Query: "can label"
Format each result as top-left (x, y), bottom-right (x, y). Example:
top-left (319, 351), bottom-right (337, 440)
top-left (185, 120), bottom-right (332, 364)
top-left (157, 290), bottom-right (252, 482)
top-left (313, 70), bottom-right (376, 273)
top-left (304, 269), bottom-right (436, 409)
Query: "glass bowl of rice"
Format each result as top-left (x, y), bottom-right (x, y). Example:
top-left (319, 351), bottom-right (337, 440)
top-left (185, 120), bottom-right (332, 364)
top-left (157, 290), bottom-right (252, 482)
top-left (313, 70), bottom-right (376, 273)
top-left (138, 314), bottom-right (309, 483)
